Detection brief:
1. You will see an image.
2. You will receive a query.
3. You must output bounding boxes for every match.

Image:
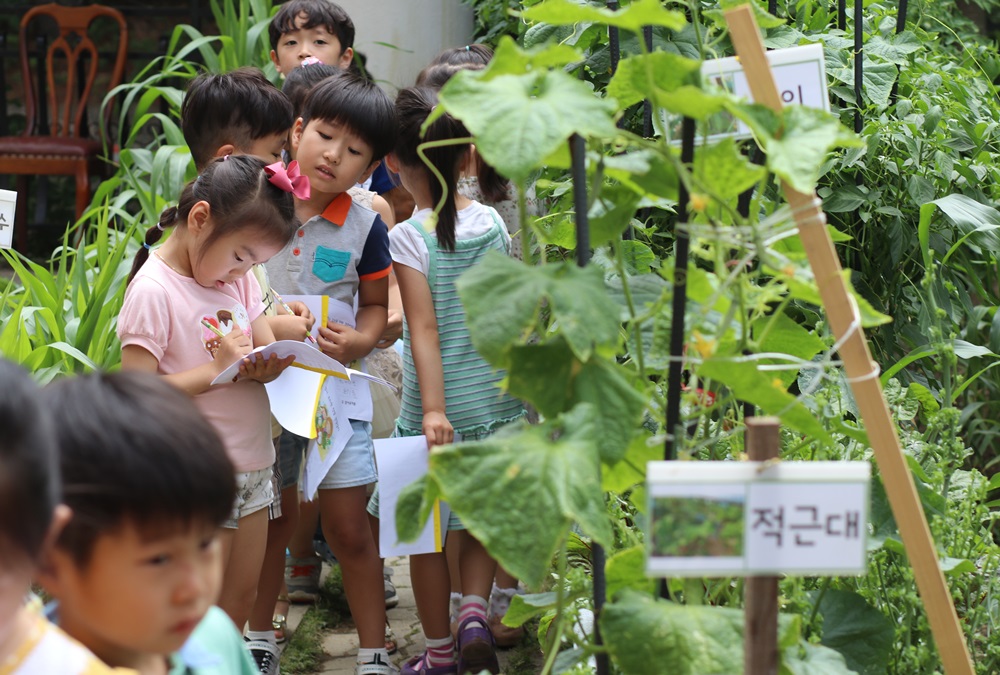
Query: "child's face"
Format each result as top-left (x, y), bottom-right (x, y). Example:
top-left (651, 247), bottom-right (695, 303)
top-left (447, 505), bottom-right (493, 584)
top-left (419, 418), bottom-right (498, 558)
top-left (270, 13), bottom-right (352, 75)
top-left (191, 217), bottom-right (286, 290)
top-left (44, 520), bottom-right (222, 666)
top-left (292, 118), bottom-right (378, 198)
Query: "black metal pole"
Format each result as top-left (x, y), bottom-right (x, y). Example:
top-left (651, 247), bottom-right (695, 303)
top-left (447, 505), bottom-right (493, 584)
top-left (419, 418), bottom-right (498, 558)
top-left (854, 0), bottom-right (863, 135)
top-left (768, 0), bottom-right (778, 15)
top-left (642, 26), bottom-right (654, 139)
top-left (837, 0), bottom-right (847, 31)
top-left (608, 1), bottom-right (620, 75)
top-left (571, 133), bottom-right (607, 674)
top-left (889, 0), bottom-right (909, 104)
top-left (664, 117), bottom-right (695, 466)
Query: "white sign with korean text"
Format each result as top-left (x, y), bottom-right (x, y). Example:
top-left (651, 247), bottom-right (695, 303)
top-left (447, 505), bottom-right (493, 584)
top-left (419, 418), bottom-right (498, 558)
top-left (646, 461), bottom-right (869, 577)
top-left (0, 189), bottom-right (16, 249)
top-left (664, 43), bottom-right (829, 144)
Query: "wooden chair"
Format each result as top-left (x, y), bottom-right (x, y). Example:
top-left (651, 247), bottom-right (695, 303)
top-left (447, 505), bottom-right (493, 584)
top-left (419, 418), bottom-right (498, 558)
top-left (0, 4), bottom-right (127, 251)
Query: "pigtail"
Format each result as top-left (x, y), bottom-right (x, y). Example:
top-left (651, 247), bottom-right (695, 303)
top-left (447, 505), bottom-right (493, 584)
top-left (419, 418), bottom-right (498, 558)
top-left (426, 141), bottom-right (460, 252)
top-left (127, 207), bottom-right (177, 285)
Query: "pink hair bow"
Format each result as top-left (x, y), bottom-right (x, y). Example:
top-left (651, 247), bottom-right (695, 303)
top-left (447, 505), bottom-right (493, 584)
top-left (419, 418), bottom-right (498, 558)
top-left (265, 160), bottom-right (310, 200)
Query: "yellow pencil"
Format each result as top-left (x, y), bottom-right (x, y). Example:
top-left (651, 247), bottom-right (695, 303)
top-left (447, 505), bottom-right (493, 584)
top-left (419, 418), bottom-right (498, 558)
top-left (273, 291), bottom-right (318, 344)
top-left (201, 319), bottom-right (226, 339)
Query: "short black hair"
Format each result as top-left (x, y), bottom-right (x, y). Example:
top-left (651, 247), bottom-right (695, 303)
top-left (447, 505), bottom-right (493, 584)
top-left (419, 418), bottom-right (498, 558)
top-left (269, 0), bottom-right (355, 52)
top-left (300, 69), bottom-right (397, 161)
top-left (282, 61), bottom-right (340, 118)
top-left (0, 360), bottom-right (58, 565)
top-left (44, 371), bottom-right (237, 567)
top-left (181, 67), bottom-right (294, 170)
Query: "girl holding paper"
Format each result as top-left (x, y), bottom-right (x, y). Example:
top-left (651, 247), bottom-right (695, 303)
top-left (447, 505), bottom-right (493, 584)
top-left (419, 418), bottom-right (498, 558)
top-left (372, 86), bottom-right (525, 675)
top-left (117, 155), bottom-right (303, 633)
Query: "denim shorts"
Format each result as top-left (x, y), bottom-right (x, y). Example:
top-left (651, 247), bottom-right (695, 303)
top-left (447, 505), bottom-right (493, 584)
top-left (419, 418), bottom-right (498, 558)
top-left (276, 429), bottom-right (308, 491)
top-left (318, 419), bottom-right (377, 490)
top-left (224, 467), bottom-right (274, 529)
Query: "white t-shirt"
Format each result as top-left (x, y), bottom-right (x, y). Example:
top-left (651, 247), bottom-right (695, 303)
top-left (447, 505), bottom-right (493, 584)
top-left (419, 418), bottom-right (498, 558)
top-left (389, 201), bottom-right (510, 276)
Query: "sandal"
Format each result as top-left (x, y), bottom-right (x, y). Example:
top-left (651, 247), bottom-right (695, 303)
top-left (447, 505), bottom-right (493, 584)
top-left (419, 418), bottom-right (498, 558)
top-left (401, 652), bottom-right (457, 675)
top-left (273, 594), bottom-right (290, 643)
top-left (385, 618), bottom-right (398, 655)
top-left (456, 616), bottom-right (498, 675)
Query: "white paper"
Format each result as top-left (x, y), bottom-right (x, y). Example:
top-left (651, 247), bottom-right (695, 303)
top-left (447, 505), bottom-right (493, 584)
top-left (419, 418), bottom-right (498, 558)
top-left (373, 436), bottom-right (450, 557)
top-left (331, 375), bottom-right (373, 422)
top-left (0, 189), bottom-right (16, 249)
top-left (281, 295), bottom-right (356, 341)
top-left (264, 366), bottom-right (324, 438)
top-left (301, 375), bottom-right (354, 500)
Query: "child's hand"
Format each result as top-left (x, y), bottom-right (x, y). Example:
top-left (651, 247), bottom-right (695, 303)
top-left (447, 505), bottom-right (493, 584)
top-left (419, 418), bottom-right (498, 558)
top-left (317, 321), bottom-right (373, 365)
top-left (422, 410), bottom-right (453, 448)
top-left (287, 301), bottom-right (315, 327)
top-left (214, 325), bottom-right (252, 373)
top-left (238, 353), bottom-right (295, 384)
top-left (375, 309), bottom-right (403, 349)
top-left (268, 314), bottom-right (316, 342)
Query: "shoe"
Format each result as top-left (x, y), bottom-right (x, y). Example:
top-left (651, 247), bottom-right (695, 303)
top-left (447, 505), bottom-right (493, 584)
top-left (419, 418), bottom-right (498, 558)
top-left (273, 593), bottom-right (289, 643)
top-left (449, 593), bottom-right (461, 642)
top-left (488, 586), bottom-right (524, 648)
top-left (385, 619), bottom-right (398, 655)
top-left (401, 652), bottom-right (457, 675)
top-left (285, 555), bottom-right (320, 603)
top-left (246, 638), bottom-right (281, 675)
top-left (384, 566), bottom-right (399, 609)
top-left (356, 653), bottom-right (399, 675)
top-left (456, 617), bottom-right (499, 675)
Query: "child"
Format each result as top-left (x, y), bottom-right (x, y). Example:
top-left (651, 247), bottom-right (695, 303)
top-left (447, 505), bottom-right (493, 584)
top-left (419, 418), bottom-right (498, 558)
top-left (181, 67), bottom-right (293, 170)
top-left (117, 155), bottom-right (300, 637)
top-left (0, 360), bottom-right (122, 675)
top-left (378, 86), bottom-right (526, 675)
top-left (265, 69), bottom-right (398, 675)
top-left (268, 0), bottom-right (354, 75)
top-left (39, 370), bottom-right (259, 674)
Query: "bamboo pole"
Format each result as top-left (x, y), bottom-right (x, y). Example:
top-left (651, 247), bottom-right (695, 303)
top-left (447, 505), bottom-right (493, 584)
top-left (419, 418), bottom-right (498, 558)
top-left (723, 6), bottom-right (975, 674)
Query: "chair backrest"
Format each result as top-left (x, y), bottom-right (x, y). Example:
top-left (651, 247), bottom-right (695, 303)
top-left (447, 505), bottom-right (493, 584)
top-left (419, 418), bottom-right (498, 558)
top-left (18, 3), bottom-right (128, 138)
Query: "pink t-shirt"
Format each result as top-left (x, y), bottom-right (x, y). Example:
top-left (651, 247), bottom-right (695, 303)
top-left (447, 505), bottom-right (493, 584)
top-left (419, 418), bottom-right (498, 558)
top-left (117, 254), bottom-right (274, 472)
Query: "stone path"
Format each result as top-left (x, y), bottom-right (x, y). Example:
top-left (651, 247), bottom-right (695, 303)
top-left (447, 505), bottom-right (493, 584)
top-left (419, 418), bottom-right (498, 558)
top-left (281, 556), bottom-right (530, 674)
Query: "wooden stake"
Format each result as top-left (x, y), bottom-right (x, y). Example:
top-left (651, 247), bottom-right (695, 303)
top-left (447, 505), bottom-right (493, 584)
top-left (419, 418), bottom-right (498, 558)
top-left (745, 417), bottom-right (780, 675)
top-left (723, 6), bottom-right (975, 673)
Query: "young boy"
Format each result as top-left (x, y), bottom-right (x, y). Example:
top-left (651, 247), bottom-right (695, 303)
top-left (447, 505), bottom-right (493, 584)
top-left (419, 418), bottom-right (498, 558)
top-left (269, 0), bottom-right (354, 75)
top-left (39, 371), bottom-right (258, 675)
top-left (265, 69), bottom-right (398, 675)
top-left (0, 360), bottom-right (125, 675)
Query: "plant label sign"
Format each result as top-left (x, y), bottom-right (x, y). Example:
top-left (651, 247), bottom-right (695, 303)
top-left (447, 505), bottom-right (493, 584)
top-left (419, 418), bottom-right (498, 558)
top-left (0, 189), bottom-right (15, 249)
top-left (664, 43), bottom-right (829, 144)
top-left (646, 461), bottom-right (869, 577)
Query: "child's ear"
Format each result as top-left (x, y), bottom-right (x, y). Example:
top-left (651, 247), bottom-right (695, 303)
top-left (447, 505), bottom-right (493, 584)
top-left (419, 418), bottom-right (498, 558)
top-left (291, 118), bottom-right (305, 154)
top-left (35, 505), bottom-right (72, 593)
top-left (269, 49), bottom-right (283, 74)
top-left (337, 46), bottom-right (354, 71)
top-left (384, 153), bottom-right (400, 175)
top-left (188, 201), bottom-right (212, 235)
top-left (358, 158), bottom-right (381, 185)
top-left (214, 144), bottom-right (236, 161)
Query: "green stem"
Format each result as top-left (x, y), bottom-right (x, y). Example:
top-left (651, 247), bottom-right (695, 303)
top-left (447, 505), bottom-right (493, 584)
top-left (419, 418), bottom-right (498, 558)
top-left (540, 540), bottom-right (570, 675)
top-left (615, 241), bottom-right (646, 379)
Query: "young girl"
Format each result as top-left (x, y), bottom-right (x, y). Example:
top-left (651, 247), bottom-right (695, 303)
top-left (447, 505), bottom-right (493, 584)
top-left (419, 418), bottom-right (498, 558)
top-left (117, 155), bottom-right (302, 635)
top-left (383, 87), bottom-right (525, 675)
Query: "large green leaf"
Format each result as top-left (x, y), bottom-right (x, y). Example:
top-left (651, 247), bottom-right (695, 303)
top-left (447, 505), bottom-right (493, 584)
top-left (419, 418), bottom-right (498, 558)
top-left (809, 590), bottom-right (893, 675)
top-left (607, 52), bottom-right (703, 110)
top-left (605, 545), bottom-right (655, 599)
top-left (752, 312), bottom-right (827, 387)
top-left (439, 68), bottom-right (618, 183)
top-left (428, 405), bottom-right (610, 587)
top-left (919, 193), bottom-right (1000, 258)
top-left (782, 643), bottom-right (859, 675)
top-left (698, 358), bottom-right (834, 444)
top-left (523, 0), bottom-right (686, 33)
top-left (457, 254), bottom-right (621, 365)
top-left (697, 137), bottom-right (768, 201)
top-left (477, 35), bottom-right (581, 79)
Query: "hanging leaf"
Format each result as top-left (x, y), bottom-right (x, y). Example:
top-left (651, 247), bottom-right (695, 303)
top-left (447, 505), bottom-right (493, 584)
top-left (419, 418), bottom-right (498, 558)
top-left (697, 137), bottom-right (767, 201)
top-left (523, 0), bottom-right (687, 33)
top-left (808, 590), bottom-right (894, 675)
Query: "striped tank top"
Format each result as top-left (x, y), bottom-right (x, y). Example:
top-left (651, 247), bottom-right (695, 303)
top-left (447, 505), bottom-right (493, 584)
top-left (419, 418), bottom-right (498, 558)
top-left (396, 214), bottom-right (525, 437)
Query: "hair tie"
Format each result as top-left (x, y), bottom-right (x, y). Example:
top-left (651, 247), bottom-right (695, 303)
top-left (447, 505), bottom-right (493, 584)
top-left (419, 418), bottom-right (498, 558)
top-left (264, 160), bottom-right (310, 200)
top-left (222, 154), bottom-right (230, 161)
top-left (143, 242), bottom-right (151, 250)
top-left (156, 223), bottom-right (166, 231)
top-left (465, 45), bottom-right (470, 51)
top-left (301, 56), bottom-right (323, 67)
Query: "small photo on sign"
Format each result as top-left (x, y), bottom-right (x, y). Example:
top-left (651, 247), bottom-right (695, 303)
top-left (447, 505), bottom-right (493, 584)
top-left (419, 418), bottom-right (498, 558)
top-left (651, 493), bottom-right (744, 558)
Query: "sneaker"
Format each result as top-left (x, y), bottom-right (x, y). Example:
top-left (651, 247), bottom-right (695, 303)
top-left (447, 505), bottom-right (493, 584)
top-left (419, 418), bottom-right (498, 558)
top-left (488, 586), bottom-right (524, 648)
top-left (356, 653), bottom-right (399, 675)
top-left (384, 566), bottom-right (399, 609)
top-left (246, 638), bottom-right (281, 675)
top-left (285, 555), bottom-right (320, 603)
top-left (456, 617), bottom-right (499, 675)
